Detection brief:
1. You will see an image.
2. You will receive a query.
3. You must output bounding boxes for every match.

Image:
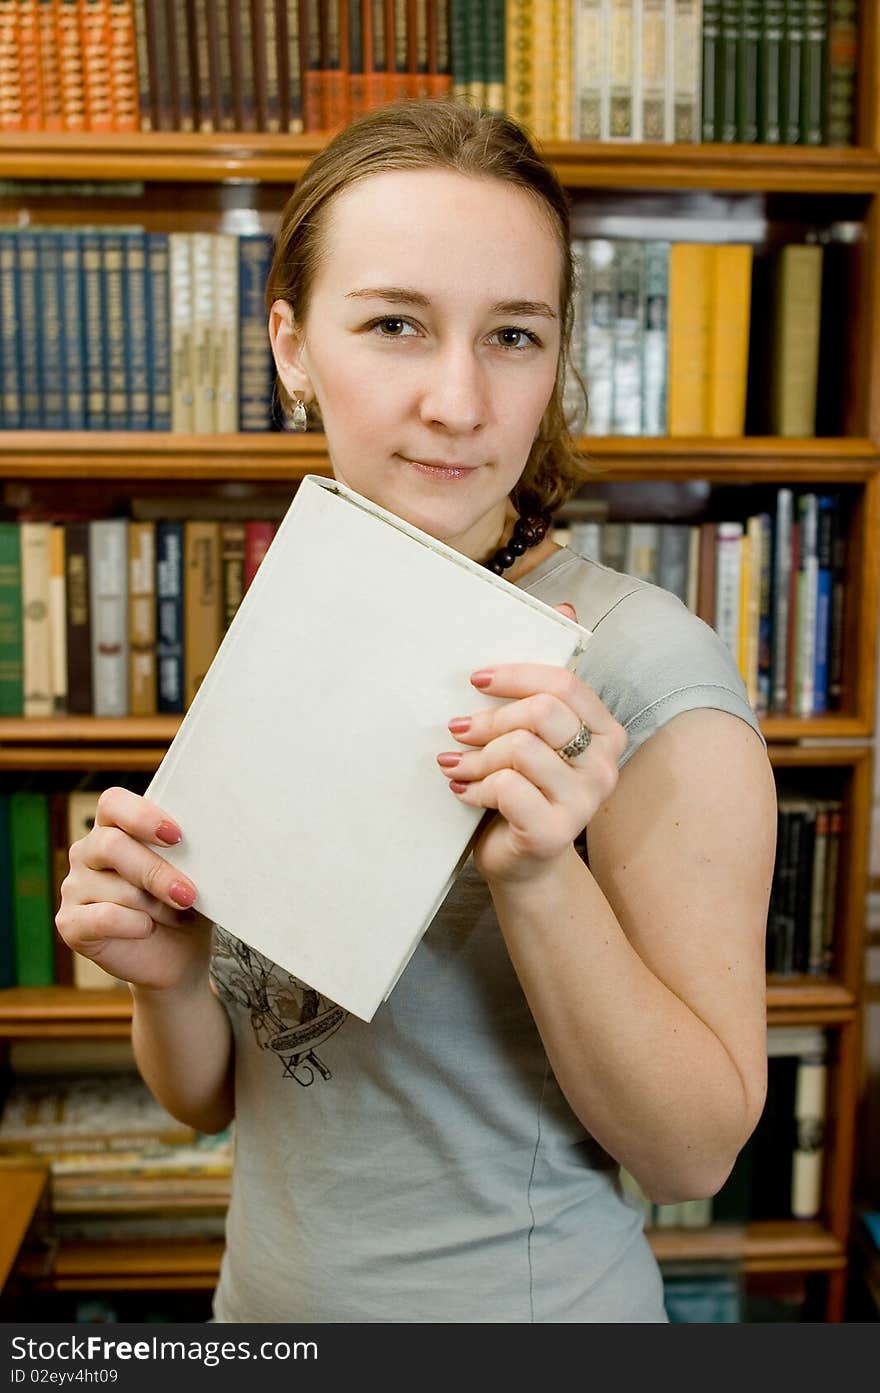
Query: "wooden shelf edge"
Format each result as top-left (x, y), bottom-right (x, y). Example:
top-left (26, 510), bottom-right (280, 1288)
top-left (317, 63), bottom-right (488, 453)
top-left (649, 1220), bottom-right (846, 1271)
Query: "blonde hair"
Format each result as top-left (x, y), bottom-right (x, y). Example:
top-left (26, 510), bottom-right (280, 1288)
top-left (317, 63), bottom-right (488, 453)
top-left (266, 97), bottom-right (592, 519)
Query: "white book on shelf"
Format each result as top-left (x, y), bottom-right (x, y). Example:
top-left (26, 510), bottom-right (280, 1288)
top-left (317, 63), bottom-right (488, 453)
top-left (714, 520), bottom-right (743, 667)
top-left (144, 476), bottom-right (590, 1022)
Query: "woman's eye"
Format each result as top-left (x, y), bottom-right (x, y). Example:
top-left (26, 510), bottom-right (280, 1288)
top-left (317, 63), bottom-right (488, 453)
top-left (369, 317), bottom-right (417, 338)
top-left (493, 327), bottom-right (540, 350)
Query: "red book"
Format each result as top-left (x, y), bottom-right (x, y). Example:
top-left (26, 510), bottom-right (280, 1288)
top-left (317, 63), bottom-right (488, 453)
top-left (244, 521), bottom-right (278, 591)
top-left (696, 520), bottom-right (716, 627)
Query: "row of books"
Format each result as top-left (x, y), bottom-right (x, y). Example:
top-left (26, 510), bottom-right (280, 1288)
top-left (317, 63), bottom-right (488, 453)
top-left (555, 488), bottom-right (848, 719)
top-left (622, 1026), bottom-right (829, 1224)
top-left (1, 509), bottom-right (287, 721)
top-left (565, 236), bottom-right (851, 439)
top-left (0, 784), bottom-right (127, 988)
top-left (767, 793), bottom-right (842, 977)
top-left (0, 227), bottom-right (277, 433)
top-left (1, 3), bottom-right (858, 149)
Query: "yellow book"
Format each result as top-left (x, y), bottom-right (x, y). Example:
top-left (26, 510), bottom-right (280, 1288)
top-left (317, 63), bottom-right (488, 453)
top-left (709, 244), bottom-right (753, 436)
top-left (552, 0), bottom-right (574, 139)
top-left (770, 244), bottom-right (824, 437)
top-left (668, 243), bottom-right (713, 435)
top-left (505, 0), bottom-right (533, 125)
top-left (183, 520), bottom-right (222, 710)
top-left (48, 523), bottom-right (67, 715)
top-left (128, 520), bottom-right (156, 717)
top-left (531, 0), bottom-right (556, 138)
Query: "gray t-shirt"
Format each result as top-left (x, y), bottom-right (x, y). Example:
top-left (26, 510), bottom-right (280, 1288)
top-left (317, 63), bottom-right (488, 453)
top-left (209, 548), bottom-right (766, 1323)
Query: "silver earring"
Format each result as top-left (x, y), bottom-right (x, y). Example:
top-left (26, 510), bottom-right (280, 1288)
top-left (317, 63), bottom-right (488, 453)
top-left (291, 394), bottom-right (308, 432)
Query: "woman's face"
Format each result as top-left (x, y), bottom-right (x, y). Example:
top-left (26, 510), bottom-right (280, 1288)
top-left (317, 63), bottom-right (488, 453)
top-left (270, 168), bottom-right (563, 561)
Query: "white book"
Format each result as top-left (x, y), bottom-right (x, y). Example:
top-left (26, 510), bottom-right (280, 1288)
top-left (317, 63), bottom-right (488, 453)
top-left (573, 0), bottom-right (605, 139)
top-left (714, 520), bottom-right (743, 665)
top-left (89, 519), bottom-right (129, 718)
top-left (145, 476), bottom-right (590, 1022)
top-left (20, 520), bottom-right (52, 718)
top-left (190, 233), bottom-right (216, 434)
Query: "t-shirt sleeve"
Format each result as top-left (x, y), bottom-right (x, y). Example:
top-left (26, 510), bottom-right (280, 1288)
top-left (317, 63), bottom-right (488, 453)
top-left (575, 583), bottom-right (767, 770)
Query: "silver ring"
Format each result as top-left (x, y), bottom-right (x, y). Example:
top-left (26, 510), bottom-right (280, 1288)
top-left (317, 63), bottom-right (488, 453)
top-left (556, 723), bottom-right (592, 762)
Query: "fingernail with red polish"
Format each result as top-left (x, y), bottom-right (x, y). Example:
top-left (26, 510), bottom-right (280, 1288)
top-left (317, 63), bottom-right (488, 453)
top-left (437, 753), bottom-right (461, 768)
top-left (449, 781), bottom-right (468, 794)
top-left (156, 820), bottom-right (181, 845)
top-left (170, 881), bottom-right (197, 908)
top-left (448, 717), bottom-right (471, 734)
top-left (470, 670), bottom-right (494, 689)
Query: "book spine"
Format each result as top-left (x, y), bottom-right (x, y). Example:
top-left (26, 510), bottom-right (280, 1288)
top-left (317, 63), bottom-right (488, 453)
top-left (790, 1050), bottom-right (826, 1219)
top-left (156, 519), bottom-right (184, 713)
top-left (147, 232), bottom-right (172, 430)
top-left (807, 800), bottom-right (830, 975)
top-left (716, 0), bottom-right (738, 141)
top-left (243, 520), bottom-right (276, 589)
top-left (18, 0), bottom-right (44, 130)
top-left (0, 0), bottom-right (23, 133)
top-left (708, 243), bottom-right (752, 436)
top-left (133, 0), bottom-right (154, 128)
top-left (49, 523), bottom-right (68, 714)
top-left (780, 0), bottom-right (805, 145)
top-left (744, 513), bottom-right (762, 707)
top-left (169, 232), bottom-right (195, 433)
top-left (16, 228), bottom-right (43, 429)
top-left (714, 520), bottom-right (743, 665)
top-left (238, 233), bottom-right (275, 431)
top-left (656, 524), bottom-right (690, 605)
top-left (80, 0), bottom-right (114, 132)
top-left (124, 229), bottom-right (150, 431)
top-left (821, 805), bottom-right (841, 973)
top-left (0, 794), bottom-right (16, 985)
top-left (89, 517), bottom-right (129, 717)
top-left (220, 520), bottom-right (246, 632)
top-left (128, 519), bottom-right (157, 716)
top-left (107, 0), bottom-right (139, 130)
top-left (10, 791), bottom-right (55, 987)
top-left (771, 242), bottom-right (823, 437)
top-left (502, 0), bottom-right (529, 123)
top-left (57, 0), bottom-right (87, 131)
top-left (389, 0), bottom-right (409, 101)
top-left (167, 0), bottom-right (192, 129)
top-left (610, 239), bottom-right (644, 435)
top-left (573, 0), bottom-right (604, 140)
top-left (824, 0), bottom-right (857, 146)
top-left (756, 510), bottom-right (773, 715)
top-left (608, 0), bottom-right (635, 139)
top-left (64, 519), bottom-right (93, 715)
top-left (20, 520), bottom-right (52, 718)
top-left (795, 491), bottom-right (818, 717)
top-left (771, 487), bottom-right (793, 712)
top-left (102, 229), bottom-right (129, 430)
top-left (59, 230), bottom-right (87, 429)
top-left (212, 233), bottom-right (239, 433)
top-left (344, 0), bottom-right (364, 121)
top-left (668, 241), bottom-right (712, 436)
top-left (696, 519), bottom-right (717, 625)
top-left (37, 231), bottom-right (67, 429)
top-left (363, 0), bottom-right (387, 110)
top-left (301, 0), bottom-right (323, 132)
top-left (670, 0), bottom-right (702, 142)
top-left (701, 0), bottom-right (722, 141)
top-left (184, 520), bottom-right (222, 707)
top-left (583, 238), bottom-right (616, 436)
top-left (429, 0), bottom-right (451, 98)
top-left (800, 0), bottom-right (825, 144)
top-left (413, 0), bottom-right (430, 102)
top-left (37, 0), bottom-right (64, 131)
top-left (827, 492), bottom-right (846, 708)
top-left (758, 0), bottom-right (784, 142)
top-left (485, 0), bottom-right (505, 117)
top-left (184, 0), bottom-right (206, 132)
top-left (208, 0), bottom-right (233, 130)
top-left (812, 492), bottom-right (833, 714)
top-left (737, 0), bottom-right (761, 142)
top-left (0, 522), bottom-right (24, 716)
top-left (190, 231), bottom-right (216, 434)
top-left (640, 0), bottom-right (665, 140)
top-left (81, 228), bottom-right (108, 429)
top-left (0, 231), bottom-right (22, 428)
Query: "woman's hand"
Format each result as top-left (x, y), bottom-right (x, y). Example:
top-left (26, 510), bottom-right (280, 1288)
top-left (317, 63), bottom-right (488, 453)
top-left (55, 786), bottom-right (211, 993)
top-left (436, 604), bottom-right (627, 887)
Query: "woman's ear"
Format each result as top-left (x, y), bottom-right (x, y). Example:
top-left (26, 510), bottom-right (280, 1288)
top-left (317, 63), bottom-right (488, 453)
top-left (268, 299), bottom-right (314, 402)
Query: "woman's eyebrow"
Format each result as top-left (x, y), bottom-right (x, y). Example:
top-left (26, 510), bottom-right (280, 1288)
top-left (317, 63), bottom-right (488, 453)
top-left (344, 286), bottom-right (558, 319)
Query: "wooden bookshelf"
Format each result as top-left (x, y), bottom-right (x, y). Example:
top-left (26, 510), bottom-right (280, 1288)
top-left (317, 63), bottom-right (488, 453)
top-left (2, 21), bottom-right (880, 1319)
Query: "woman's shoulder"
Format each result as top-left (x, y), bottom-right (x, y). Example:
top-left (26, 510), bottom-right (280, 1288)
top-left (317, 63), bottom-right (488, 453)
top-left (523, 547), bottom-right (765, 768)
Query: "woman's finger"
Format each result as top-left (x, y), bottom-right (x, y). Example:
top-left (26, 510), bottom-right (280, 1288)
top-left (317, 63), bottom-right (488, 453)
top-left (438, 727), bottom-right (579, 804)
top-left (93, 784), bottom-right (185, 848)
top-left (69, 867), bottom-right (196, 930)
top-left (72, 824), bottom-right (198, 911)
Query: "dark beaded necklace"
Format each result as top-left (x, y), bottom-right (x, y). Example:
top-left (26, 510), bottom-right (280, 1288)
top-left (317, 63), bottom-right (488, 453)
top-left (483, 512), bottom-right (552, 576)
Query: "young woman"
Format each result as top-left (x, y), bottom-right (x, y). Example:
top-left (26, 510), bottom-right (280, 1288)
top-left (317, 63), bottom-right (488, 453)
top-left (56, 99), bottom-right (777, 1322)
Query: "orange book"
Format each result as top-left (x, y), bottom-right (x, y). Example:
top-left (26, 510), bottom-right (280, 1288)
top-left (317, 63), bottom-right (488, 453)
top-left (668, 243), bottom-right (713, 436)
top-left (323, 0), bottom-right (348, 133)
top-left (107, 0), bottom-right (138, 130)
top-left (36, 0), bottom-right (63, 129)
top-left (301, 0), bottom-right (325, 132)
top-left (17, 0), bottom-right (44, 130)
top-left (708, 244), bottom-right (753, 437)
top-left (184, 520), bottom-right (222, 709)
top-left (362, 0), bottom-right (387, 108)
top-left (55, 0), bottom-right (86, 130)
top-left (0, 0), bottom-right (24, 131)
top-left (80, 0), bottom-right (114, 131)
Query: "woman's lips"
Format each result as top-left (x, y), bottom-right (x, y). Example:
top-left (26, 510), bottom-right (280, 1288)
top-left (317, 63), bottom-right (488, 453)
top-left (400, 456), bottom-right (479, 480)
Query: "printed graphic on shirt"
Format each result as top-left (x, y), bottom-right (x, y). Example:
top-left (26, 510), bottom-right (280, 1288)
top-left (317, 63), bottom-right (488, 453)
top-left (210, 927), bottom-right (348, 1085)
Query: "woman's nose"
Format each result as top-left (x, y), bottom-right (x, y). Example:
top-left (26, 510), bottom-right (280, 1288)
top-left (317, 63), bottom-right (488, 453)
top-left (417, 343), bottom-right (489, 434)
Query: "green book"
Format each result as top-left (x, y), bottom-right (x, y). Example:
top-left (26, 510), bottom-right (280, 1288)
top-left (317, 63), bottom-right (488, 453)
top-left (716, 1), bottom-right (739, 141)
top-left (825, 0), bottom-right (857, 146)
top-left (781, 0), bottom-right (807, 144)
top-left (737, 1), bottom-right (762, 143)
top-left (0, 521), bottom-right (23, 716)
top-left (770, 244), bottom-right (823, 436)
top-left (801, 0), bottom-right (827, 144)
top-left (758, 0), bottom-right (785, 143)
top-left (10, 790), bottom-right (55, 987)
top-left (701, 2), bottom-right (723, 141)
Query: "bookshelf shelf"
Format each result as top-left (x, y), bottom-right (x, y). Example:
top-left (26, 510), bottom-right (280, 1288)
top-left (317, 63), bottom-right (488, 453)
top-left (20, 1222), bottom-right (846, 1295)
top-left (1, 433), bottom-right (878, 483)
top-left (0, 133), bottom-right (878, 193)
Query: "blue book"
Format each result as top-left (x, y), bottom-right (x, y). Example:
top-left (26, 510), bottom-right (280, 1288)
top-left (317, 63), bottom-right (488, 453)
top-left (16, 229), bottom-right (43, 429)
top-left (125, 229), bottom-right (150, 431)
top-left (0, 230), bottom-right (22, 428)
top-left (0, 793), bottom-right (15, 987)
top-left (60, 230), bottom-right (87, 429)
top-left (37, 231), bottom-right (66, 429)
top-left (238, 233), bottom-right (275, 431)
top-left (102, 230), bottom-right (128, 430)
top-left (813, 493), bottom-right (834, 715)
top-left (156, 520), bottom-right (184, 713)
top-left (81, 229), bottom-right (108, 429)
top-left (147, 233), bottom-right (172, 430)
